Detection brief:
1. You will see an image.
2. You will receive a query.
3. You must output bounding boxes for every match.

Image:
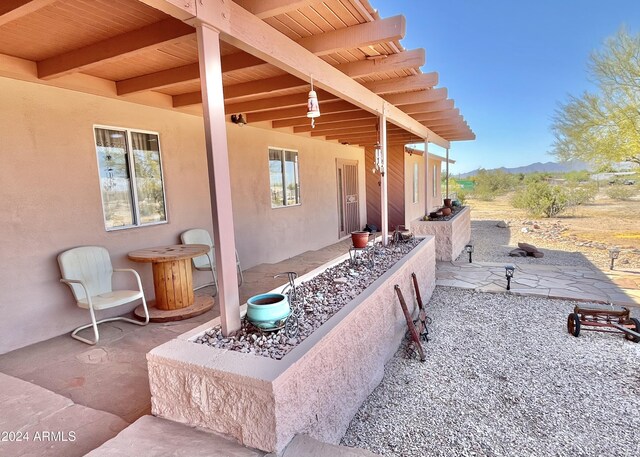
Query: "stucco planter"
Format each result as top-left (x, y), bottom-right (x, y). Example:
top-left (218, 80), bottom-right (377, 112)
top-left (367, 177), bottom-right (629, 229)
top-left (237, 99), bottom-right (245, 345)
top-left (146, 236), bottom-right (436, 454)
top-left (410, 206), bottom-right (471, 261)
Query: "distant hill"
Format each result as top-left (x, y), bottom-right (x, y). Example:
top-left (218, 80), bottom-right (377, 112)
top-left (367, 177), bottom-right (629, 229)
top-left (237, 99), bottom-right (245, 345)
top-left (457, 160), bottom-right (590, 178)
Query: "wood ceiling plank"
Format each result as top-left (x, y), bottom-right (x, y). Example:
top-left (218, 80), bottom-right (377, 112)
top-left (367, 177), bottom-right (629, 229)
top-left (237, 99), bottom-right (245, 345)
top-left (37, 18), bottom-right (195, 79)
top-left (0, 0), bottom-right (58, 27)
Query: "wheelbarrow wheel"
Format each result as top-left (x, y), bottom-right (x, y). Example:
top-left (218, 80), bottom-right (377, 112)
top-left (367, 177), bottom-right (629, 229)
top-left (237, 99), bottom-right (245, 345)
top-left (567, 313), bottom-right (581, 337)
top-left (624, 318), bottom-right (640, 343)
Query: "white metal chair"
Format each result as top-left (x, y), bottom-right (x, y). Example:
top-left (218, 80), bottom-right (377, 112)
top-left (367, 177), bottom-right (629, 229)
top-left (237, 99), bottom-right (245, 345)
top-left (180, 228), bottom-right (244, 295)
top-left (58, 246), bottom-right (149, 345)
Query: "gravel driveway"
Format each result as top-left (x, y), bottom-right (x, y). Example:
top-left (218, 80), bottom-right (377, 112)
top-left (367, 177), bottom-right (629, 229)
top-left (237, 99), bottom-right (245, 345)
top-left (341, 287), bottom-right (640, 457)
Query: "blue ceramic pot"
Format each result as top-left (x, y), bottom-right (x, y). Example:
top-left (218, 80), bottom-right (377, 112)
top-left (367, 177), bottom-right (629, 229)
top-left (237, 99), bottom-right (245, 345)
top-left (246, 293), bottom-right (290, 329)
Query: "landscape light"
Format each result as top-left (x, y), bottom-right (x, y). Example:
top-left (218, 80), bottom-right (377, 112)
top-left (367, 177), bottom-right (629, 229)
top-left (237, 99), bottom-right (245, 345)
top-left (608, 248), bottom-right (620, 270)
top-left (505, 265), bottom-right (515, 291)
top-left (465, 244), bottom-right (474, 263)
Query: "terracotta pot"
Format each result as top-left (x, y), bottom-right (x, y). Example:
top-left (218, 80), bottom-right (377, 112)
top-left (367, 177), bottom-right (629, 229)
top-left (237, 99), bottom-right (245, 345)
top-left (443, 198), bottom-right (452, 207)
top-left (351, 231), bottom-right (370, 248)
top-left (441, 207), bottom-right (452, 216)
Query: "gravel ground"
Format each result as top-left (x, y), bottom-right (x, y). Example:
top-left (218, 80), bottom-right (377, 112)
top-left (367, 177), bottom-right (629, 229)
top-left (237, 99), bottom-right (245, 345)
top-left (454, 220), bottom-right (640, 270)
top-left (341, 287), bottom-right (640, 457)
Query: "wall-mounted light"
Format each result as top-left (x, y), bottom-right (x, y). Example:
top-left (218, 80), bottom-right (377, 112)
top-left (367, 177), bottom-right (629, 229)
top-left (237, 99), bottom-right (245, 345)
top-left (307, 76), bottom-right (320, 128)
top-left (465, 244), bottom-right (474, 263)
top-left (609, 248), bottom-right (621, 270)
top-left (505, 265), bottom-right (515, 291)
top-left (230, 114), bottom-right (247, 126)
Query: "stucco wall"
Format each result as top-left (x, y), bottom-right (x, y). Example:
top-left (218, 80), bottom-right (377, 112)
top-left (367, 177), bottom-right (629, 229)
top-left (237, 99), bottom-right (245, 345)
top-left (0, 77), bottom-right (365, 353)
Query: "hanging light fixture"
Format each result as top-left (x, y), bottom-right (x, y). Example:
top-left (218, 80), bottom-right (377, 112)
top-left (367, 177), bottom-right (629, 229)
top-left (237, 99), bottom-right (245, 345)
top-left (230, 114), bottom-right (247, 126)
top-left (307, 75), bottom-right (320, 128)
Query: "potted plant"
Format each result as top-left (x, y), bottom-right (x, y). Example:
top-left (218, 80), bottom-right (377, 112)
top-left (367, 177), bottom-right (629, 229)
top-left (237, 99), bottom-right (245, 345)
top-left (351, 231), bottom-right (370, 248)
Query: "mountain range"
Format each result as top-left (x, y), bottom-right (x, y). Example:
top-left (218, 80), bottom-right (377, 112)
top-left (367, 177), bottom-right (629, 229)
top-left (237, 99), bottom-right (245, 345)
top-left (456, 160), bottom-right (590, 178)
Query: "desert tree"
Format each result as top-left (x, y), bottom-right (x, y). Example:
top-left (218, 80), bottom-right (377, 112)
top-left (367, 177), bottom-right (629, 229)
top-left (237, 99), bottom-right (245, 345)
top-left (552, 28), bottom-right (640, 168)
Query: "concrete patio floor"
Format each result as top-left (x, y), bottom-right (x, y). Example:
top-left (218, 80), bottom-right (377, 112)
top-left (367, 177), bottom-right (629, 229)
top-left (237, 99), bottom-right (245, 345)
top-left (2, 237), bottom-right (639, 456)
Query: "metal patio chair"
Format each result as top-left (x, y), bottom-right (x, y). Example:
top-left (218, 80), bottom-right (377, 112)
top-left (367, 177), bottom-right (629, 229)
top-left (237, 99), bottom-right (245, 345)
top-left (180, 229), bottom-right (244, 295)
top-left (58, 246), bottom-right (149, 345)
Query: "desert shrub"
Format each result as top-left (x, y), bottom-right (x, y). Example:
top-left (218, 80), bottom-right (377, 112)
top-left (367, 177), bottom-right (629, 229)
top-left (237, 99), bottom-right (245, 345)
top-left (565, 181), bottom-right (597, 206)
top-left (512, 181), bottom-right (569, 217)
top-left (471, 169), bottom-right (516, 201)
top-left (606, 184), bottom-right (636, 200)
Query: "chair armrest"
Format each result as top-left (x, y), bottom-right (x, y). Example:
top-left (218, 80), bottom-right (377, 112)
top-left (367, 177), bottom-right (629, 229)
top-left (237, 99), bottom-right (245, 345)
top-left (113, 268), bottom-right (144, 292)
top-left (60, 278), bottom-right (94, 309)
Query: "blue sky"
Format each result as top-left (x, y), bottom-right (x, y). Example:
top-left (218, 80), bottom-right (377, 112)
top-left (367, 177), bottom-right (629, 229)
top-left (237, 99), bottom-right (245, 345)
top-left (374, 0), bottom-right (640, 174)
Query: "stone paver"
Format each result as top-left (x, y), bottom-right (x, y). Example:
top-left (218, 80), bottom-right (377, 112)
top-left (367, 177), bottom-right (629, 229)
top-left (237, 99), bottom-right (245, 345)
top-left (0, 373), bottom-right (127, 457)
top-left (436, 261), bottom-right (640, 307)
top-left (86, 415), bottom-right (265, 457)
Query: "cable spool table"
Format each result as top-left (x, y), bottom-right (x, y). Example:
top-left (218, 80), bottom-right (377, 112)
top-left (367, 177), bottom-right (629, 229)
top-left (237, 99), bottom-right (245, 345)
top-left (128, 244), bottom-right (214, 322)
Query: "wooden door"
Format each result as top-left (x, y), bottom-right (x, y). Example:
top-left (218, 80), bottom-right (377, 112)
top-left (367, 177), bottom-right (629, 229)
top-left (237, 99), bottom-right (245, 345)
top-left (337, 160), bottom-right (360, 238)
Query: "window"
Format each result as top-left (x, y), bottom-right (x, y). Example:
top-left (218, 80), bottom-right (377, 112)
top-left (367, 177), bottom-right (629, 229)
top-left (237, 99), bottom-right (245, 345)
top-left (269, 148), bottom-right (300, 207)
top-left (94, 127), bottom-right (167, 230)
top-left (412, 163), bottom-right (419, 203)
top-left (432, 164), bottom-right (438, 197)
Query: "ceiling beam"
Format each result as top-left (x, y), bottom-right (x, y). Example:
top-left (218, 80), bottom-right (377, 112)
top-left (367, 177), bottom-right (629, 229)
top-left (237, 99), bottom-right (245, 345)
top-left (246, 100), bottom-right (358, 122)
top-left (196, 0), bottom-right (449, 147)
top-left (326, 131), bottom-right (414, 141)
top-left (272, 110), bottom-right (375, 128)
top-left (225, 90), bottom-right (336, 114)
top-left (296, 15), bottom-right (405, 56)
top-left (234, 0), bottom-right (320, 19)
top-left (383, 87), bottom-right (447, 106)
top-left (361, 73), bottom-right (438, 94)
top-left (310, 124), bottom-right (403, 137)
top-left (413, 109), bottom-right (460, 122)
top-left (117, 63), bottom-right (199, 95)
top-left (337, 48), bottom-right (424, 78)
top-left (118, 15), bottom-right (405, 94)
top-left (0, 0), bottom-right (56, 27)
top-left (37, 18), bottom-right (194, 79)
top-left (400, 99), bottom-right (455, 115)
top-left (293, 118), bottom-right (377, 133)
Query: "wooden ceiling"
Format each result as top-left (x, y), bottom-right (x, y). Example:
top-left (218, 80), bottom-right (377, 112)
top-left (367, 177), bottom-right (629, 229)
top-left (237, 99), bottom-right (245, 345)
top-left (0, 0), bottom-right (475, 145)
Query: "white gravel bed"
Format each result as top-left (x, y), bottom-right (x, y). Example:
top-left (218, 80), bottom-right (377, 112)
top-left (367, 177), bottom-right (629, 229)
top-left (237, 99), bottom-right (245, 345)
top-left (455, 221), bottom-right (599, 268)
top-left (341, 287), bottom-right (640, 457)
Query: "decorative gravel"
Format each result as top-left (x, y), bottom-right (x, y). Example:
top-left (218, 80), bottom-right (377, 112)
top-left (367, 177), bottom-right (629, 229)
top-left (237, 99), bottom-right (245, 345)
top-left (341, 287), bottom-right (640, 457)
top-left (194, 239), bottom-right (421, 360)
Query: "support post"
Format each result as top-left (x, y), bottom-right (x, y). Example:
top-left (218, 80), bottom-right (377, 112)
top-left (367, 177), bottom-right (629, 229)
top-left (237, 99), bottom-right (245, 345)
top-left (445, 147), bottom-right (450, 200)
top-left (196, 24), bottom-right (241, 336)
top-left (424, 139), bottom-right (429, 214)
top-left (380, 108), bottom-right (388, 246)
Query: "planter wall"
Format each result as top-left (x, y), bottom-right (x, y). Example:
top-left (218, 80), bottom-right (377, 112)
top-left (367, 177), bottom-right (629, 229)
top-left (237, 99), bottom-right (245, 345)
top-left (410, 206), bottom-right (471, 261)
top-left (147, 236), bottom-right (436, 454)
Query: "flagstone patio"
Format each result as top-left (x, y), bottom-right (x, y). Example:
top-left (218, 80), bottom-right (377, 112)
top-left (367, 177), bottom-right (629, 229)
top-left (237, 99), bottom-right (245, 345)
top-left (436, 261), bottom-right (640, 307)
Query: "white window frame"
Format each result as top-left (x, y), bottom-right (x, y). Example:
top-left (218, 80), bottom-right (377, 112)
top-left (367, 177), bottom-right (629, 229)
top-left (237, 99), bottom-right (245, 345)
top-left (93, 125), bottom-right (168, 231)
top-left (268, 147), bottom-right (301, 209)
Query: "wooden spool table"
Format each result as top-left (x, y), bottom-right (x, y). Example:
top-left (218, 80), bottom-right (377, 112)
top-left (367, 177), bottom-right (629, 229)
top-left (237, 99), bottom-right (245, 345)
top-left (128, 244), bottom-right (214, 322)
